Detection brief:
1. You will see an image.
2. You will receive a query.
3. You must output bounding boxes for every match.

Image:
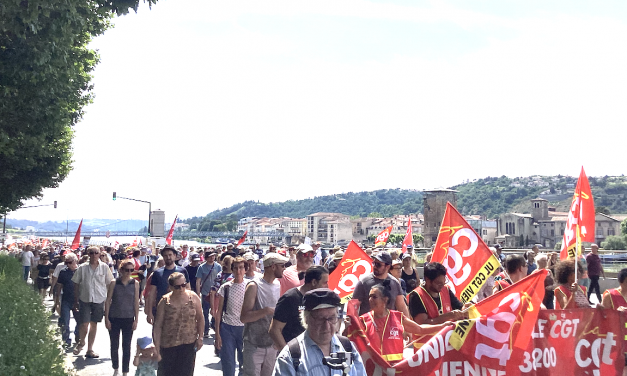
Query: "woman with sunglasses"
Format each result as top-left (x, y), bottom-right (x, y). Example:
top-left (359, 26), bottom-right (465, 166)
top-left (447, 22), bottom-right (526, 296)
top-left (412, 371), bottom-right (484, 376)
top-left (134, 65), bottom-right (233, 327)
top-left (105, 259), bottom-right (140, 376)
top-left (153, 272), bottom-right (204, 376)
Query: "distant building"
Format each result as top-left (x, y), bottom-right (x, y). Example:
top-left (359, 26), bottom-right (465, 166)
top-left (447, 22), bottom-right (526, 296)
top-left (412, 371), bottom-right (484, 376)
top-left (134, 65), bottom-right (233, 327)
top-left (306, 212), bottom-right (352, 244)
top-left (496, 197), bottom-right (626, 248)
top-left (423, 188), bottom-right (458, 248)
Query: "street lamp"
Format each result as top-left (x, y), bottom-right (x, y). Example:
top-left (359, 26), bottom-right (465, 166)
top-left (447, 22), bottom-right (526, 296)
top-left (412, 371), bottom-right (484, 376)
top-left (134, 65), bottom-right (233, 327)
top-left (112, 193), bottom-right (152, 236)
top-left (2, 201), bottom-right (58, 242)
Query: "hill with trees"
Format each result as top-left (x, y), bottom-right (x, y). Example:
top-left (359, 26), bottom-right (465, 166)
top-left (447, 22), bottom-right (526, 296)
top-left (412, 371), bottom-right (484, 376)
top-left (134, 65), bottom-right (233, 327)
top-left (182, 175), bottom-right (627, 230)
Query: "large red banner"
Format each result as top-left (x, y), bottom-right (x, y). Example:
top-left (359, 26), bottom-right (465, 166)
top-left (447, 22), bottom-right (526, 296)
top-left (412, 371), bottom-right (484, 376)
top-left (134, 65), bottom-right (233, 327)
top-left (166, 214), bottom-right (177, 245)
top-left (560, 167), bottom-right (595, 260)
top-left (328, 240), bottom-right (372, 303)
top-left (401, 217), bottom-right (413, 253)
top-left (71, 219), bottom-right (83, 250)
top-left (349, 309), bottom-right (624, 375)
top-left (432, 202), bottom-right (501, 302)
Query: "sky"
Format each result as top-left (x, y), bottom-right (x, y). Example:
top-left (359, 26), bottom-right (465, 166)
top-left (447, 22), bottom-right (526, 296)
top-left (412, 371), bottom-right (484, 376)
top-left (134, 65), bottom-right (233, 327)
top-left (10, 0), bottom-right (627, 224)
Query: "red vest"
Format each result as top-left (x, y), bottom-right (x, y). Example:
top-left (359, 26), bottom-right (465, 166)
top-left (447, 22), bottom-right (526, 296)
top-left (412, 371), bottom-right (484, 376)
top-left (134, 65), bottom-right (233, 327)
top-left (408, 285), bottom-right (452, 349)
top-left (554, 285), bottom-right (588, 309)
top-left (604, 288), bottom-right (627, 310)
top-left (361, 310), bottom-right (405, 363)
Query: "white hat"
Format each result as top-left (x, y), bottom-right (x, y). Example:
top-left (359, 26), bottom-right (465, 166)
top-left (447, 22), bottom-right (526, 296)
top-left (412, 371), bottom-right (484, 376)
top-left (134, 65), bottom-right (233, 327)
top-left (263, 252), bottom-right (289, 267)
top-left (296, 244), bottom-right (313, 253)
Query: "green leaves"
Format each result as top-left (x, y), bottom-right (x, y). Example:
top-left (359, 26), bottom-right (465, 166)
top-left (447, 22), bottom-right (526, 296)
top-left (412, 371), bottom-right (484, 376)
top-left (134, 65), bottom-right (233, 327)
top-left (0, 0), bottom-right (157, 214)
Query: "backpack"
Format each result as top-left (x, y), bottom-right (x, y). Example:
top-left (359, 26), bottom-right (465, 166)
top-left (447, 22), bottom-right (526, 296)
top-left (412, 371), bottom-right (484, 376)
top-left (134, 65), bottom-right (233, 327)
top-left (288, 335), bottom-right (352, 372)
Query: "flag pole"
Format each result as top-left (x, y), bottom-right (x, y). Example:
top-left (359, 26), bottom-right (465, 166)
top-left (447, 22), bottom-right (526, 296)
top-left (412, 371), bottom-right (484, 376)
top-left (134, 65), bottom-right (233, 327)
top-left (574, 225), bottom-right (580, 282)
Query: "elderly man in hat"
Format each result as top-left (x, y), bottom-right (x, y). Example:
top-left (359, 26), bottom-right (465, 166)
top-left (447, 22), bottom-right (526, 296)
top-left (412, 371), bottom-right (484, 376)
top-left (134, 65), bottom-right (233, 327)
top-left (272, 288), bottom-right (366, 376)
top-left (279, 244), bottom-right (315, 295)
top-left (351, 251), bottom-right (410, 317)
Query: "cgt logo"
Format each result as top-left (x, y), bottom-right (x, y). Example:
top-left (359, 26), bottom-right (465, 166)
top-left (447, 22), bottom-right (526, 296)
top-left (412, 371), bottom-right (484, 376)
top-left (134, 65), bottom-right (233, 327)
top-left (389, 327), bottom-right (401, 339)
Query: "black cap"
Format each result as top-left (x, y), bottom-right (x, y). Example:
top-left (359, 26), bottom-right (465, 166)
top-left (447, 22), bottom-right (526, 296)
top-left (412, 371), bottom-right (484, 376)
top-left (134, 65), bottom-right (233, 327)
top-left (373, 251), bottom-right (393, 265)
top-left (303, 288), bottom-right (341, 311)
top-left (494, 244), bottom-right (502, 249)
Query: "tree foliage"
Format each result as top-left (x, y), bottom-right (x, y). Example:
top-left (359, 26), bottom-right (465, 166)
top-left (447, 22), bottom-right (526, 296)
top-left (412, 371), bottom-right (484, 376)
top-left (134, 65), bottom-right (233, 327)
top-left (0, 0), bottom-right (156, 214)
top-left (601, 235), bottom-right (627, 251)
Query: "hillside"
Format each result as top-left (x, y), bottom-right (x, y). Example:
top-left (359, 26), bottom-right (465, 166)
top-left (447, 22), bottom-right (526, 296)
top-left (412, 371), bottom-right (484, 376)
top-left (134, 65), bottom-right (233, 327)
top-left (453, 175), bottom-right (627, 218)
top-left (184, 175), bottom-right (627, 228)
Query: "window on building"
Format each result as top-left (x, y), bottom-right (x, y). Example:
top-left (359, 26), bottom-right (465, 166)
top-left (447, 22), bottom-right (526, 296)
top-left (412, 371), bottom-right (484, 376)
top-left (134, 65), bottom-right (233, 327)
top-left (597, 227), bottom-right (603, 235)
top-left (608, 228), bottom-right (615, 236)
top-left (551, 230), bottom-right (554, 236)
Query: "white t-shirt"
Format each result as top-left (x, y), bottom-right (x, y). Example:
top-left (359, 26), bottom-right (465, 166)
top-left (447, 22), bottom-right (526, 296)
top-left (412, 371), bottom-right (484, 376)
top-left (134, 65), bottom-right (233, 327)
top-left (53, 263), bottom-right (67, 278)
top-left (21, 251), bottom-right (34, 266)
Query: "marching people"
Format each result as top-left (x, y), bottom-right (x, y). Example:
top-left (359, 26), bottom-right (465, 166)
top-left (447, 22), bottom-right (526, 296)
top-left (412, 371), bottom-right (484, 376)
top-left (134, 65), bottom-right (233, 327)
top-left (536, 253), bottom-right (555, 309)
top-left (352, 281), bottom-right (452, 365)
top-left (153, 272), bottom-right (204, 376)
top-left (352, 251), bottom-right (410, 317)
top-left (269, 265), bottom-right (329, 351)
top-left (400, 250), bottom-right (419, 292)
top-left (389, 259), bottom-right (406, 295)
top-left (20, 244), bottom-right (34, 281)
top-left (240, 252), bottom-right (287, 376)
top-left (145, 245), bottom-right (189, 325)
top-left (105, 259), bottom-right (140, 376)
top-left (72, 246), bottom-right (115, 358)
top-left (215, 256), bottom-right (247, 376)
top-left (493, 254), bottom-right (527, 293)
top-left (195, 249), bottom-right (221, 337)
top-left (243, 252), bottom-right (261, 280)
top-left (185, 252), bottom-right (201, 294)
top-left (36, 251), bottom-right (53, 299)
top-left (133, 337), bottom-right (159, 376)
top-left (586, 244), bottom-right (605, 303)
top-left (273, 288), bottom-right (367, 376)
top-left (554, 259), bottom-right (590, 309)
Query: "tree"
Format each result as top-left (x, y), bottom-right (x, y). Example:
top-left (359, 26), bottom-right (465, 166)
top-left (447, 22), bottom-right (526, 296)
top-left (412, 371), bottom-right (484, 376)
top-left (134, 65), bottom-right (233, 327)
top-left (596, 206), bottom-right (611, 215)
top-left (601, 235), bottom-right (627, 251)
top-left (621, 218), bottom-right (627, 237)
top-left (0, 0), bottom-right (157, 214)
top-left (412, 233), bottom-right (424, 246)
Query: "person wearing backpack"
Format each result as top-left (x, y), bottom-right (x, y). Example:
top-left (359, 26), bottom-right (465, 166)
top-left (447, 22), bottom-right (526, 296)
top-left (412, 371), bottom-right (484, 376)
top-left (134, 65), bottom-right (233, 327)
top-left (272, 288), bottom-right (366, 376)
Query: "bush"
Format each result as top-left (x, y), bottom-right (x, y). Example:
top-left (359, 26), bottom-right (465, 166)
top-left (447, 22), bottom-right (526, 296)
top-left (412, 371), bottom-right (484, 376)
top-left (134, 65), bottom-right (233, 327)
top-left (601, 236), bottom-right (627, 250)
top-left (0, 255), bottom-right (71, 376)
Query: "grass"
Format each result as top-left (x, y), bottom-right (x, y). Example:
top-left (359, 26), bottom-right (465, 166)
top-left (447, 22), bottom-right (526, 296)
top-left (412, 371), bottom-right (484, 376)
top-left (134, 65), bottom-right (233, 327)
top-left (0, 255), bottom-right (72, 376)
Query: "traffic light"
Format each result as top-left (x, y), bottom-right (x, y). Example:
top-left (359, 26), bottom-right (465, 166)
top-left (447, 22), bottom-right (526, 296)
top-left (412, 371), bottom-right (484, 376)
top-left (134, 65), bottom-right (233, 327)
top-left (53, 201), bottom-right (57, 209)
top-left (113, 192), bottom-right (116, 201)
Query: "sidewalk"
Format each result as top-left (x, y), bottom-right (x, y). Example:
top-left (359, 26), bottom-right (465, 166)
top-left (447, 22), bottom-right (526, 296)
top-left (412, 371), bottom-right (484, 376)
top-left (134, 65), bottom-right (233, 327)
top-left (44, 296), bottom-right (227, 376)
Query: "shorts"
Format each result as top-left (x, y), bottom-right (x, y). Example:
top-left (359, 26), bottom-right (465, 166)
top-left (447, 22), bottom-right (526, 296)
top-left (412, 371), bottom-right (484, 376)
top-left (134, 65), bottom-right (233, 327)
top-left (37, 278), bottom-right (51, 290)
top-left (78, 301), bottom-right (105, 324)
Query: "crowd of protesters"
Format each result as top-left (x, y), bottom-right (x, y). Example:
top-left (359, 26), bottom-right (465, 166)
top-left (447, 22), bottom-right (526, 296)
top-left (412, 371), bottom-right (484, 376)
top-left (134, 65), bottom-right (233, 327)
top-left (3, 238), bottom-right (625, 376)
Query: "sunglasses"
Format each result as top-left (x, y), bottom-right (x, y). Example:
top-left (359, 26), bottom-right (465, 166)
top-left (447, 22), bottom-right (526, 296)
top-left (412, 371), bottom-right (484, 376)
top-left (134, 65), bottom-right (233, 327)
top-left (372, 261), bottom-right (386, 268)
top-left (172, 283), bottom-right (186, 290)
top-left (122, 268), bottom-right (134, 272)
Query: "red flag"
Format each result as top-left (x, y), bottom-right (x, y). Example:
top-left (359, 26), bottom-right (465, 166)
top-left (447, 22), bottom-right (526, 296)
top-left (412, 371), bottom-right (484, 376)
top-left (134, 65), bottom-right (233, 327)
top-left (401, 217), bottom-right (413, 253)
top-left (431, 202), bottom-right (501, 303)
top-left (449, 269), bottom-right (548, 367)
top-left (237, 230), bottom-right (248, 247)
top-left (130, 237), bottom-right (138, 247)
top-left (328, 241), bottom-right (373, 303)
top-left (374, 225), bottom-right (393, 247)
top-left (41, 238), bottom-right (49, 248)
top-left (166, 215), bottom-right (177, 245)
top-left (560, 167), bottom-right (595, 260)
top-left (71, 219), bottom-right (83, 250)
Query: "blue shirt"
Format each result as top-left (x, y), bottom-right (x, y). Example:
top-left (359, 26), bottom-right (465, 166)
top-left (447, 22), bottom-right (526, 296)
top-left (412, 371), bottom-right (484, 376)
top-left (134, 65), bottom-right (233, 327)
top-left (273, 330), bottom-right (366, 376)
top-left (57, 268), bottom-right (76, 303)
top-left (150, 266), bottom-right (189, 304)
top-left (196, 262), bottom-right (222, 296)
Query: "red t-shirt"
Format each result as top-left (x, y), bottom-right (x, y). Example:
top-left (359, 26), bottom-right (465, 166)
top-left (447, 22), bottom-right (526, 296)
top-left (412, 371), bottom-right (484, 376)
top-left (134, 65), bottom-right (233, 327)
top-left (278, 265), bottom-right (303, 295)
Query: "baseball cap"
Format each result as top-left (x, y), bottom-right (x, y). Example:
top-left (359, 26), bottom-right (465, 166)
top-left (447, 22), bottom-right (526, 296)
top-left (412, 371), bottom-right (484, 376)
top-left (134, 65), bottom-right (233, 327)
top-left (296, 244), bottom-right (314, 253)
top-left (494, 244), bottom-right (502, 249)
top-left (401, 252), bottom-right (412, 261)
top-left (137, 336), bottom-right (154, 350)
top-left (243, 252), bottom-right (258, 261)
top-left (304, 288), bottom-right (341, 311)
top-left (191, 253), bottom-right (201, 261)
top-left (263, 252), bottom-right (289, 268)
top-left (373, 251), bottom-right (393, 265)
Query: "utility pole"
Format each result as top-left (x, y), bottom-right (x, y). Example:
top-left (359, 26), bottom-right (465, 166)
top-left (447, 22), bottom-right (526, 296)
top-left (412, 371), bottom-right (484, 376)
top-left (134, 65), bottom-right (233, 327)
top-left (113, 193), bottom-right (152, 236)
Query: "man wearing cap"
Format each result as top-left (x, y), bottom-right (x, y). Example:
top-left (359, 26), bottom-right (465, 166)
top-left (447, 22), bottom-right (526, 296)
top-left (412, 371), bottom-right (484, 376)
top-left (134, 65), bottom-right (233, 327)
top-left (327, 250), bottom-right (344, 275)
top-left (185, 253), bottom-right (202, 294)
top-left (494, 244), bottom-right (505, 265)
top-left (272, 288), bottom-right (366, 376)
top-left (352, 251), bottom-right (410, 317)
top-left (145, 245), bottom-right (190, 325)
top-left (196, 250), bottom-right (222, 337)
top-left (221, 243), bottom-right (238, 262)
top-left (254, 243), bottom-right (264, 260)
top-left (312, 242), bottom-right (323, 266)
top-left (243, 252), bottom-right (262, 280)
top-left (240, 252), bottom-right (288, 376)
top-left (269, 265), bottom-right (330, 351)
top-left (279, 244), bottom-right (315, 295)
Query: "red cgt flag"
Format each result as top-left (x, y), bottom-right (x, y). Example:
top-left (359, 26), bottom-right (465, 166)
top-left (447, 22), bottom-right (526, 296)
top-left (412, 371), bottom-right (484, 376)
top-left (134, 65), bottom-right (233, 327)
top-left (237, 230), bottom-right (248, 247)
top-left (560, 167), bottom-right (595, 260)
top-left (71, 219), bottom-right (83, 250)
top-left (401, 217), bottom-right (413, 253)
top-left (374, 225), bottom-right (393, 247)
top-left (449, 269), bottom-right (548, 368)
top-left (166, 215), bottom-right (177, 245)
top-left (431, 202), bottom-right (501, 303)
top-left (328, 241), bottom-right (373, 303)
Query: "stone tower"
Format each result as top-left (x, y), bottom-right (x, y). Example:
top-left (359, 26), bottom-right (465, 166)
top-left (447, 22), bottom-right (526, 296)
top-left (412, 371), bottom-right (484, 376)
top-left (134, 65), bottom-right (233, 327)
top-left (531, 197), bottom-right (549, 221)
top-left (423, 188), bottom-right (458, 248)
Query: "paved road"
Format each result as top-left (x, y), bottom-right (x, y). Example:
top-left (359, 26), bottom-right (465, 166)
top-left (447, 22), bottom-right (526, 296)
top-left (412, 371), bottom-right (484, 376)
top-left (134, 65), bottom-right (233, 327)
top-left (44, 295), bottom-right (227, 376)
